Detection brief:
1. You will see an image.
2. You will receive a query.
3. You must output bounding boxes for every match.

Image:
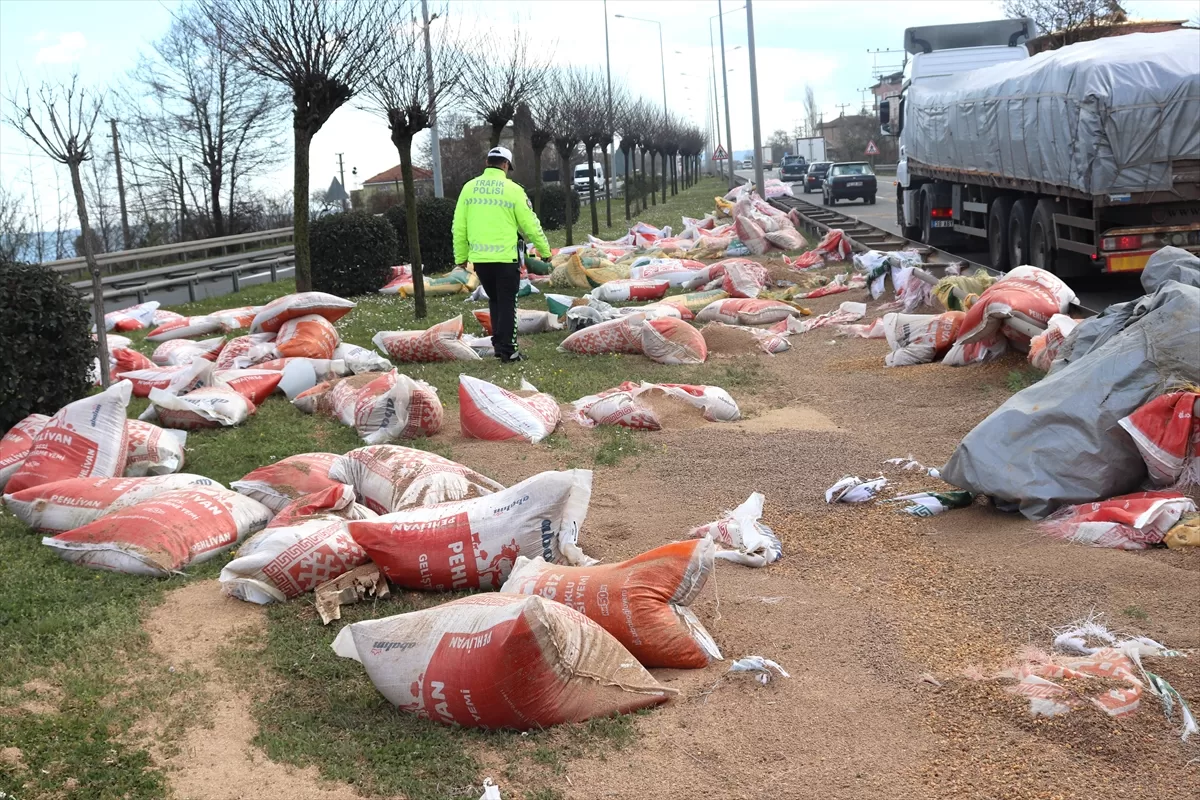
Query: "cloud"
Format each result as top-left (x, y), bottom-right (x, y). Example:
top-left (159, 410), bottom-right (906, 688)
top-left (35, 32), bottom-right (87, 65)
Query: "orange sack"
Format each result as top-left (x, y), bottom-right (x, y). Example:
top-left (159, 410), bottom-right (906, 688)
top-left (500, 538), bottom-right (721, 669)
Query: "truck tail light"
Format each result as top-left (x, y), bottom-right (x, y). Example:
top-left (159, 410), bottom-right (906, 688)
top-left (930, 208), bottom-right (952, 218)
top-left (1101, 234), bottom-right (1159, 251)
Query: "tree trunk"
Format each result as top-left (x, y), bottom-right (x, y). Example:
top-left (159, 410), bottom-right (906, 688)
top-left (602, 143), bottom-right (612, 229)
top-left (661, 154), bottom-right (667, 203)
top-left (228, 154), bottom-right (238, 235)
top-left (623, 147), bottom-right (631, 221)
top-left (560, 151), bottom-right (574, 246)
top-left (210, 166), bottom-right (225, 237)
top-left (532, 147), bottom-right (544, 214)
top-left (69, 161), bottom-right (109, 388)
top-left (639, 149), bottom-right (647, 212)
top-left (490, 124), bottom-right (503, 148)
top-left (293, 125), bottom-right (312, 292)
top-left (649, 152), bottom-right (657, 207)
top-left (398, 133), bottom-right (427, 320)
top-left (587, 145), bottom-right (599, 237)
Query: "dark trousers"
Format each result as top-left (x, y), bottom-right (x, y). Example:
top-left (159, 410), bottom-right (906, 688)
top-left (474, 262), bottom-right (520, 359)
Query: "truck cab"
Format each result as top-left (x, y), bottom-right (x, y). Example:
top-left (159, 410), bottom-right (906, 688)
top-left (573, 163), bottom-right (604, 193)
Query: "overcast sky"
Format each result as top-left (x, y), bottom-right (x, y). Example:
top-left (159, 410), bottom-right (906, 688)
top-left (1, 0), bottom-right (1196, 228)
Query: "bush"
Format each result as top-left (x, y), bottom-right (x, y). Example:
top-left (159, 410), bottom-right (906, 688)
top-left (536, 184), bottom-right (580, 231)
top-left (385, 197), bottom-right (457, 275)
top-left (0, 261), bottom-right (94, 433)
top-left (310, 211), bottom-right (398, 297)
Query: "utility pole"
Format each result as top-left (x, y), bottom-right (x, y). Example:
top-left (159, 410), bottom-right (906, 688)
top-left (603, 0), bottom-right (614, 228)
top-left (421, 0), bottom-right (444, 198)
top-left (746, 0), bottom-right (765, 195)
top-left (109, 119), bottom-right (131, 251)
top-left (836, 103), bottom-right (851, 117)
top-left (177, 155), bottom-right (187, 242)
top-left (708, 30), bottom-right (723, 179)
top-left (336, 153), bottom-right (349, 211)
top-left (718, 0), bottom-right (735, 190)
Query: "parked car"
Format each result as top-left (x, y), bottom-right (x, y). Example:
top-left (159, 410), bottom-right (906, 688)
top-left (741, 159), bottom-right (753, 169)
top-left (802, 161), bottom-right (831, 193)
top-left (573, 163), bottom-right (604, 193)
top-left (822, 162), bottom-right (877, 205)
top-left (779, 155), bottom-right (808, 182)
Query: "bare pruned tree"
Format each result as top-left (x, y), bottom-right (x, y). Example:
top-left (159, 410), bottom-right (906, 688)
top-left (617, 98), bottom-right (654, 218)
top-left (0, 185), bottom-right (32, 263)
top-left (5, 76), bottom-right (111, 385)
top-left (365, 1), bottom-right (467, 320)
top-left (600, 85), bottom-right (629, 230)
top-left (525, 96), bottom-right (555, 216)
top-left (462, 24), bottom-right (554, 148)
top-left (1003, 0), bottom-right (1127, 48)
top-left (804, 85), bottom-right (819, 139)
top-left (201, 0), bottom-right (400, 291)
top-left (546, 70), bottom-right (585, 246)
top-left (572, 70), bottom-right (609, 238)
top-left (126, 5), bottom-right (283, 240)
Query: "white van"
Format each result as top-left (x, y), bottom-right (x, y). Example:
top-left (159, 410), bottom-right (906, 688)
top-left (573, 163), bottom-right (604, 192)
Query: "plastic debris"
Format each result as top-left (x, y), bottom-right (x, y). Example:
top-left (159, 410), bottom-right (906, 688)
top-left (689, 492), bottom-right (781, 567)
top-left (314, 563), bottom-right (390, 625)
top-left (728, 656), bottom-right (791, 685)
top-left (479, 779), bottom-right (502, 800)
top-left (825, 476), bottom-right (887, 504)
top-left (883, 490), bottom-right (974, 517)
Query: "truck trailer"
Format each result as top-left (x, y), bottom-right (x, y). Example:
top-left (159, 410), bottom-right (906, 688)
top-left (880, 20), bottom-right (1200, 276)
top-left (792, 136), bottom-right (827, 165)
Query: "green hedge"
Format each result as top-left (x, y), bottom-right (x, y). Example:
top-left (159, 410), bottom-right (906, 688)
top-left (0, 261), bottom-right (94, 433)
top-left (385, 197), bottom-right (457, 274)
top-left (310, 211), bottom-right (398, 297)
top-left (537, 184), bottom-right (580, 231)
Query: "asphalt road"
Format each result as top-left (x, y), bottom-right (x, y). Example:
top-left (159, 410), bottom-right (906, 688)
top-left (735, 168), bottom-right (1139, 311)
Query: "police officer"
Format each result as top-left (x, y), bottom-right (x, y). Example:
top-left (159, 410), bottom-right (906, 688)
top-left (452, 146), bottom-right (552, 363)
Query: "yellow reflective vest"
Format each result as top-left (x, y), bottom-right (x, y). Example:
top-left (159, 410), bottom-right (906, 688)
top-left (452, 167), bottom-right (552, 265)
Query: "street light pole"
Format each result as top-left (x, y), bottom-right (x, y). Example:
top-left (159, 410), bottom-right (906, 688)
top-left (746, 0), bottom-right (765, 194)
top-left (421, 0), bottom-right (443, 198)
top-left (603, 0), bottom-right (614, 228)
top-left (717, 0), bottom-right (735, 190)
top-left (615, 14), bottom-right (669, 189)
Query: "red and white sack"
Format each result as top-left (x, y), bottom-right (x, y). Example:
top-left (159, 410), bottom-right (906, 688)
top-left (118, 359), bottom-right (213, 398)
top-left (372, 315), bottom-right (481, 363)
top-left (251, 291), bottom-right (356, 333)
top-left (734, 213), bottom-right (770, 255)
top-left (958, 266), bottom-right (1077, 345)
top-left (103, 301), bottom-right (159, 332)
top-left (1028, 314), bottom-right (1078, 372)
top-left (124, 419), bottom-right (187, 476)
top-left (571, 387), bottom-right (661, 430)
top-left (472, 308), bottom-right (563, 336)
top-left (42, 486), bottom-right (272, 575)
top-left (378, 264), bottom-right (414, 294)
top-left (4, 381), bottom-right (132, 495)
top-left (764, 225), bottom-right (804, 251)
top-left (0, 413), bottom-right (50, 491)
top-left (722, 261), bottom-right (770, 299)
top-left (629, 258), bottom-right (706, 286)
top-left (220, 484), bottom-right (371, 604)
top-left (333, 342), bottom-right (393, 374)
top-left (146, 316), bottom-right (223, 342)
top-left (814, 229), bottom-right (851, 261)
top-left (4, 473), bottom-right (219, 532)
top-left (1040, 491), bottom-right (1197, 550)
top-left (215, 332), bottom-right (277, 370)
top-left (254, 358), bottom-right (350, 384)
top-left (152, 336), bottom-right (225, 366)
top-left (213, 368), bottom-right (283, 405)
top-left (321, 370), bottom-right (443, 443)
top-left (942, 334), bottom-right (1009, 367)
top-left (210, 305), bottom-right (260, 332)
top-left (703, 322), bottom-right (790, 355)
top-left (347, 469), bottom-right (595, 591)
top-left (881, 311), bottom-right (965, 367)
top-left (502, 538), bottom-right (721, 668)
top-left (634, 382), bottom-right (740, 422)
top-left (329, 444), bottom-right (503, 514)
top-left (275, 314), bottom-right (340, 360)
top-left (331, 593), bottom-right (669, 729)
top-left (459, 376), bottom-right (560, 443)
top-left (589, 279), bottom-right (670, 304)
top-left (695, 298), bottom-right (803, 326)
top-left (146, 386), bottom-right (255, 429)
top-left (1118, 392), bottom-right (1200, 488)
top-left (642, 317), bottom-right (707, 365)
top-left (558, 315), bottom-right (646, 356)
top-left (111, 347), bottom-right (155, 374)
top-left (689, 492), bottom-right (782, 567)
top-left (152, 309), bottom-right (186, 327)
top-left (231, 452), bottom-right (342, 512)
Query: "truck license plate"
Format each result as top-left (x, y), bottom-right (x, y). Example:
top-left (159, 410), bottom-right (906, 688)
top-left (847, 181), bottom-right (863, 187)
top-left (931, 220), bottom-right (953, 228)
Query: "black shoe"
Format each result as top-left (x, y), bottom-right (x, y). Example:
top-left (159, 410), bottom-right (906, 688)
top-left (498, 351), bottom-right (527, 364)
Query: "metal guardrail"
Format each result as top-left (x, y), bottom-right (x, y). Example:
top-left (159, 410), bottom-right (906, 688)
top-left (82, 255), bottom-right (295, 304)
top-left (69, 245), bottom-right (294, 292)
top-left (44, 226), bottom-right (294, 277)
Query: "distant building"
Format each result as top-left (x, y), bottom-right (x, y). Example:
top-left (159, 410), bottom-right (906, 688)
top-left (1025, 18), bottom-right (1187, 54)
top-left (870, 71), bottom-right (903, 112)
top-left (360, 164), bottom-right (435, 210)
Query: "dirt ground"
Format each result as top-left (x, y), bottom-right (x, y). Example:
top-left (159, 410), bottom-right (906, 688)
top-left (144, 276), bottom-right (1199, 800)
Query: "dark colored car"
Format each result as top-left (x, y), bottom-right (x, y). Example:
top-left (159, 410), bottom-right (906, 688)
top-left (779, 155), bottom-right (808, 182)
top-left (802, 161), bottom-right (831, 194)
top-left (822, 162), bottom-right (877, 205)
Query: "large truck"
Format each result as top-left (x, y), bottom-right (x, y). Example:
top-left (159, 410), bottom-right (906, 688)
top-left (760, 146), bottom-right (774, 170)
top-left (879, 20), bottom-right (1200, 276)
top-left (792, 136), bottom-right (826, 164)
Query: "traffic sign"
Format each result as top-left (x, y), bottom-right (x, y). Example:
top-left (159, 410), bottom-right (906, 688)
top-left (712, 144), bottom-right (729, 160)
top-left (865, 140), bottom-right (880, 156)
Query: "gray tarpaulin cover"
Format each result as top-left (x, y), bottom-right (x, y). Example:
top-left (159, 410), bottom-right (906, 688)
top-left (905, 30), bottom-right (1200, 196)
top-left (941, 276), bottom-right (1200, 519)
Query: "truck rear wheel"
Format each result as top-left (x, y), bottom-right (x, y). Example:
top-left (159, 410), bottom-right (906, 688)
top-left (1030, 198), bottom-right (1089, 278)
top-left (1007, 198), bottom-right (1035, 267)
top-left (988, 196), bottom-right (1014, 272)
